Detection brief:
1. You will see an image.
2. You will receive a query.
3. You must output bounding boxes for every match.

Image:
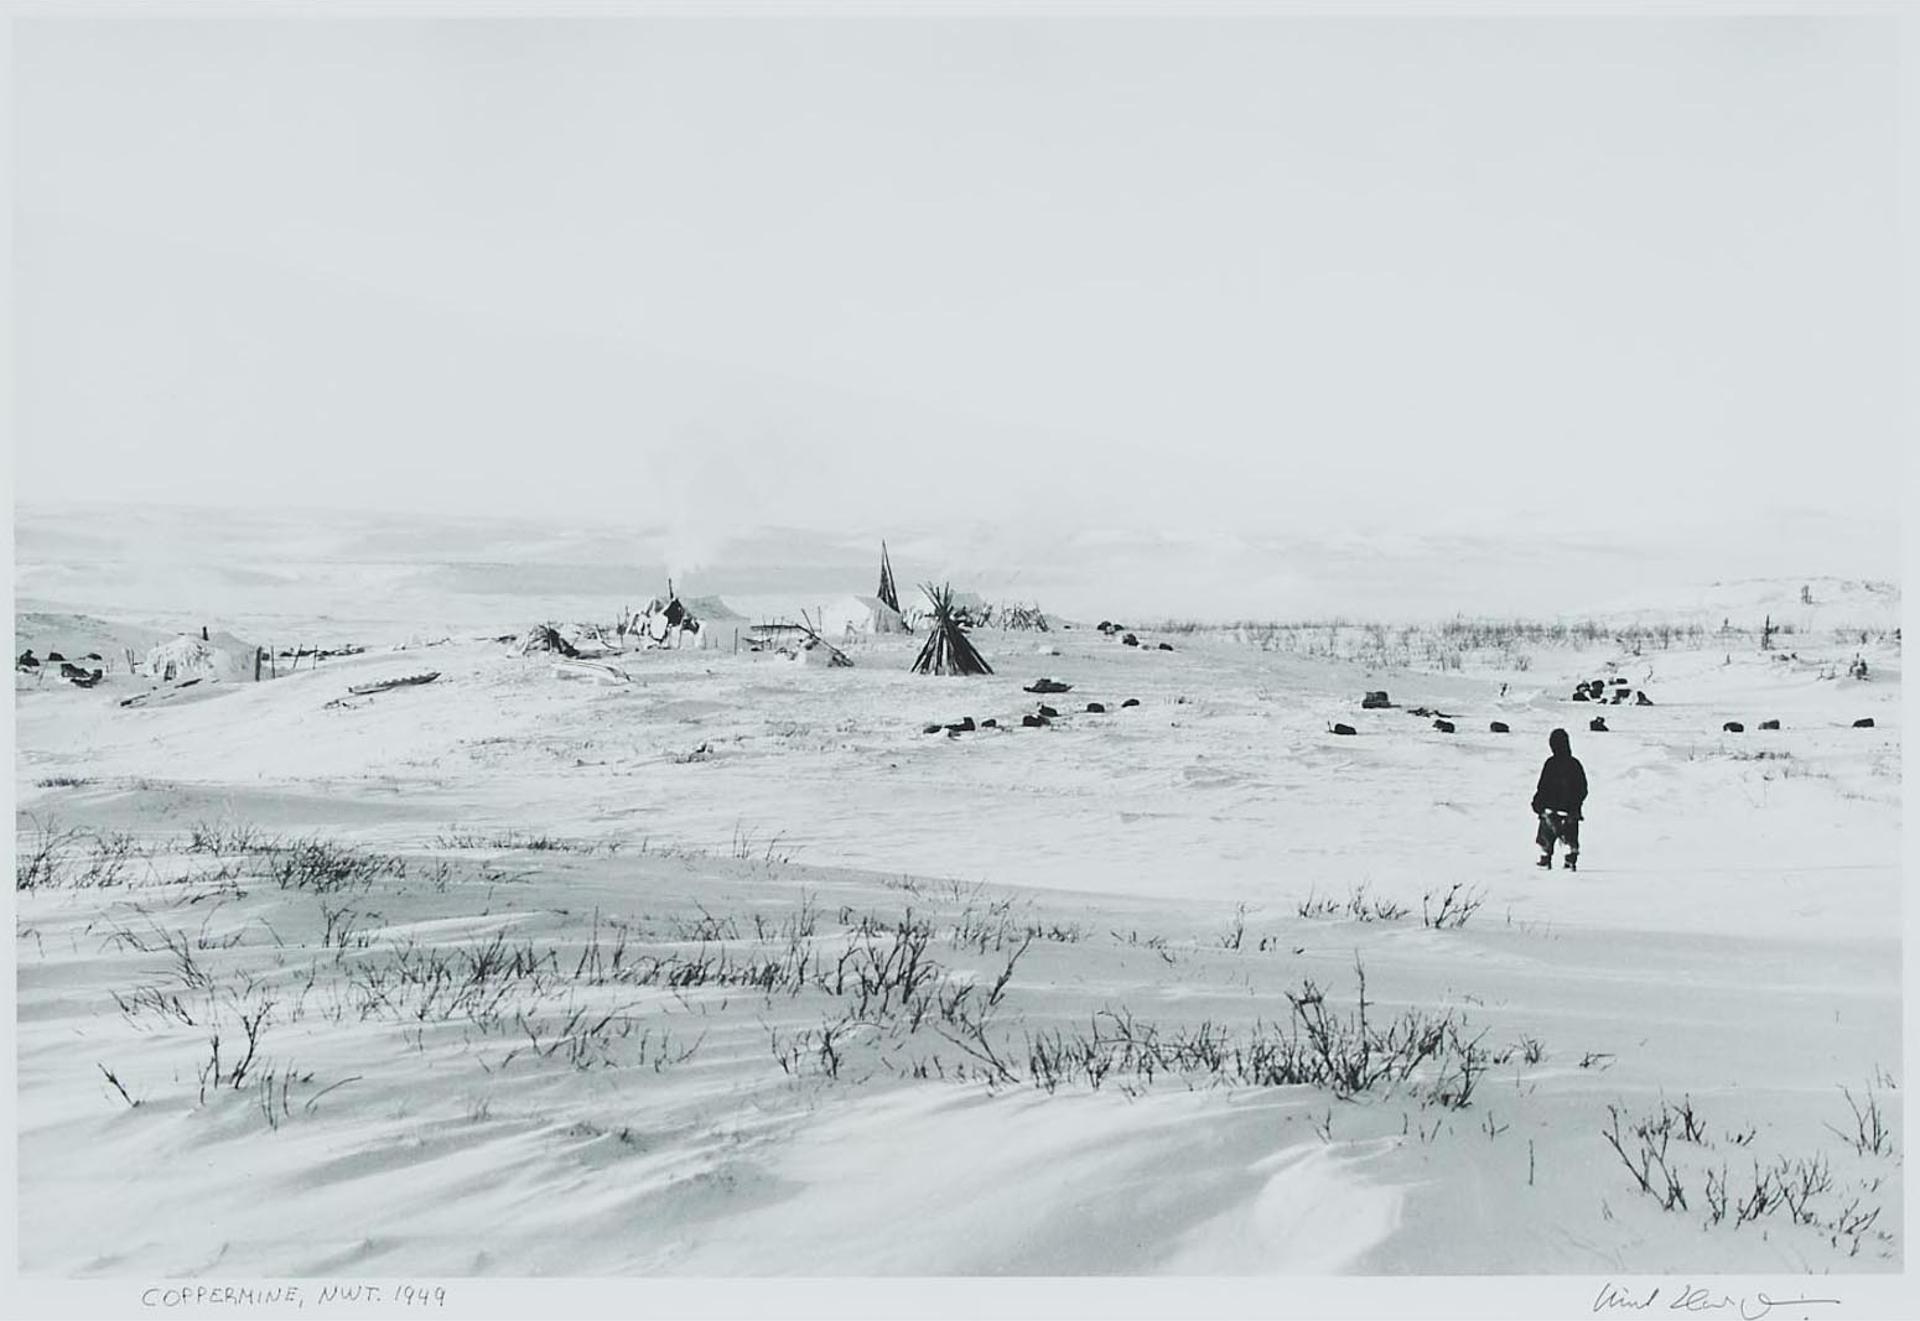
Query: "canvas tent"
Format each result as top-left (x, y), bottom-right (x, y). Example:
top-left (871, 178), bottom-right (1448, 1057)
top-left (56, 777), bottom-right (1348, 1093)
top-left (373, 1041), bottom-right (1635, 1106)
top-left (680, 595), bottom-right (745, 623)
top-left (812, 594), bottom-right (910, 639)
top-left (623, 584), bottom-right (712, 649)
top-left (861, 596), bottom-right (909, 634)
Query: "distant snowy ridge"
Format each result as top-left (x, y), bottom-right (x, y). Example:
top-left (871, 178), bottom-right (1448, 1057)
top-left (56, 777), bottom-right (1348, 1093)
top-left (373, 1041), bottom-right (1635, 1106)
top-left (1585, 576), bottom-right (1899, 633)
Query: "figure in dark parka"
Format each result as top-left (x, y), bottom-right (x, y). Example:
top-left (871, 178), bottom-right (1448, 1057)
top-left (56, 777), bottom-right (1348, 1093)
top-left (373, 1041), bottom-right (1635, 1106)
top-left (1531, 727), bottom-right (1588, 871)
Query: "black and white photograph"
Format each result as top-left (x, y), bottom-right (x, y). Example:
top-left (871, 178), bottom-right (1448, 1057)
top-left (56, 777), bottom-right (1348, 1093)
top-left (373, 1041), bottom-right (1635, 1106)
top-left (8, 3), bottom-right (1914, 1318)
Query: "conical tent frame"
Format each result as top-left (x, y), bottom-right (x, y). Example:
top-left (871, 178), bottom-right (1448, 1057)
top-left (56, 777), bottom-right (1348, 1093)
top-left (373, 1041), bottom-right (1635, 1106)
top-left (911, 582), bottom-right (993, 676)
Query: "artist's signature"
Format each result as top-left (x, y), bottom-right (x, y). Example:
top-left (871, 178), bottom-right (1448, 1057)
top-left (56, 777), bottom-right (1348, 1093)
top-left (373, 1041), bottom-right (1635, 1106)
top-left (1594, 1282), bottom-right (1843, 1320)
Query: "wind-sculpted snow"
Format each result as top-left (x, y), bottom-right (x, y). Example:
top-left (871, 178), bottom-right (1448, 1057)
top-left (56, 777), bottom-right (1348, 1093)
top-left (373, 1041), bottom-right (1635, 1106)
top-left (14, 621), bottom-right (1902, 1275)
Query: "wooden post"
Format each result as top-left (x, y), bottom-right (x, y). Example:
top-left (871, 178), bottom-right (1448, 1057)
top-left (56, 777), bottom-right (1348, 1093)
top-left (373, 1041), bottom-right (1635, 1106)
top-left (254, 648), bottom-right (263, 682)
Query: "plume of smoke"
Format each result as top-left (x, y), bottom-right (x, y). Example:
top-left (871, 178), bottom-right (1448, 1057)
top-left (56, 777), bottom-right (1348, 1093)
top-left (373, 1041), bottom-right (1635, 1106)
top-left (640, 430), bottom-right (782, 584)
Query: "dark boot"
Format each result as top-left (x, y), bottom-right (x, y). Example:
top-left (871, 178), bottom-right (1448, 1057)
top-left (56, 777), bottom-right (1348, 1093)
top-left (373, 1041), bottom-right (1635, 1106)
top-left (1564, 854), bottom-right (1579, 873)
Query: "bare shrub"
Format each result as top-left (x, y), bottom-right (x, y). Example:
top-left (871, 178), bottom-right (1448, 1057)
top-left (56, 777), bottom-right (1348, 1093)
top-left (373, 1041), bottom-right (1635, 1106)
top-left (1827, 1083), bottom-right (1896, 1158)
top-left (1422, 883), bottom-right (1485, 929)
top-left (16, 822), bottom-right (148, 891)
top-left (268, 839), bottom-right (405, 894)
top-left (1602, 1093), bottom-right (1896, 1257)
top-left (186, 822), bottom-right (276, 857)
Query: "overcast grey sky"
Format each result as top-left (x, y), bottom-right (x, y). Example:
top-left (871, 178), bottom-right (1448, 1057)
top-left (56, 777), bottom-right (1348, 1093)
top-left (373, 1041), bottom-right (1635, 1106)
top-left (12, 13), bottom-right (1905, 575)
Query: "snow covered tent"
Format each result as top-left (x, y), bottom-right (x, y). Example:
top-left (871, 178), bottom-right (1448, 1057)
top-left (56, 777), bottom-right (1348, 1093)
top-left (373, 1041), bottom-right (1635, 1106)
top-left (519, 623), bottom-right (580, 657)
top-left (145, 630), bottom-right (261, 682)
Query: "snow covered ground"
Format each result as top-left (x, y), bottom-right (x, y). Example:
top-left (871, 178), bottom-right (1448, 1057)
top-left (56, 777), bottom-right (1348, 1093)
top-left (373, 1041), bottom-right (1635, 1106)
top-left (12, 587), bottom-right (1903, 1284)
